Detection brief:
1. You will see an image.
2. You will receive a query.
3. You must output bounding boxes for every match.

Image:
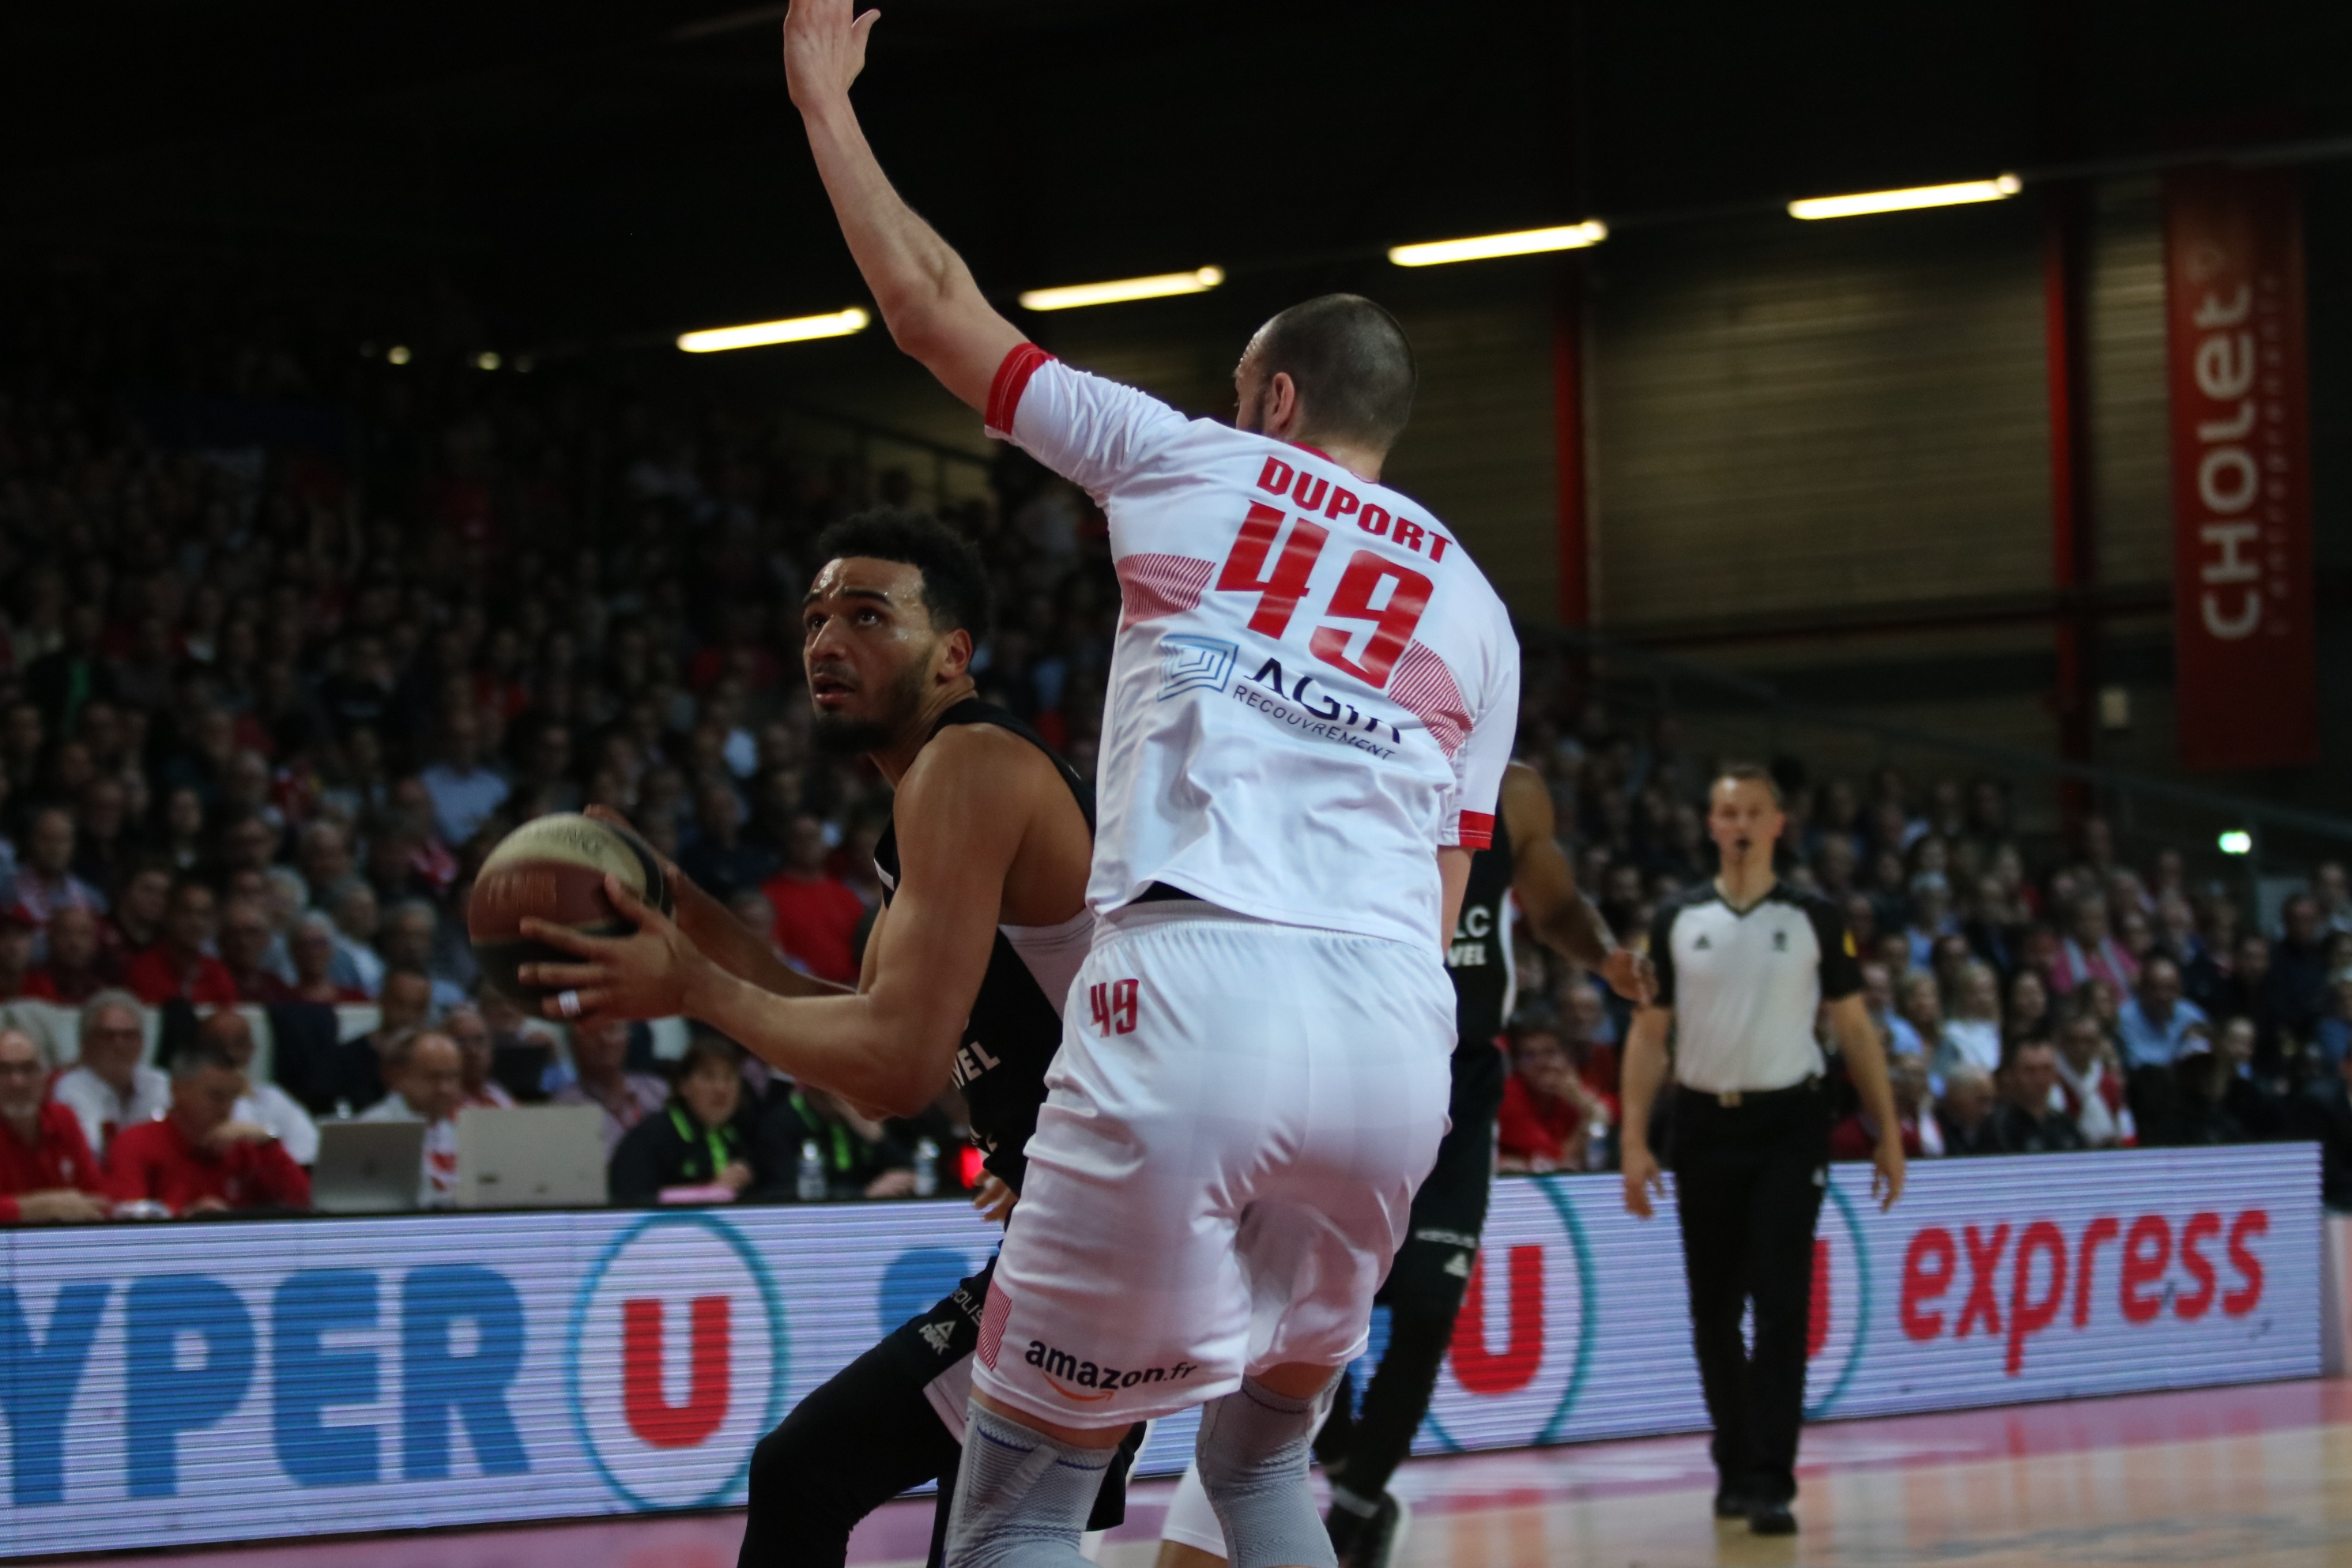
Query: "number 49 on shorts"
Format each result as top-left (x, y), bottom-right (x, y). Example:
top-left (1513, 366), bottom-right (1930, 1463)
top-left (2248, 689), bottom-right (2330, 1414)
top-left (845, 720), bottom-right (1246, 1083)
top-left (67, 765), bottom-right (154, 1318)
top-left (1089, 978), bottom-right (1139, 1036)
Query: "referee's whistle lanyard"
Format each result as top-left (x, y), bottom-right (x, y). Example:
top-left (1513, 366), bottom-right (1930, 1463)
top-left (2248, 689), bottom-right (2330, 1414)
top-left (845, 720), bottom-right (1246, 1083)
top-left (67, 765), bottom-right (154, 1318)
top-left (668, 1104), bottom-right (741, 1180)
top-left (789, 1090), bottom-right (858, 1173)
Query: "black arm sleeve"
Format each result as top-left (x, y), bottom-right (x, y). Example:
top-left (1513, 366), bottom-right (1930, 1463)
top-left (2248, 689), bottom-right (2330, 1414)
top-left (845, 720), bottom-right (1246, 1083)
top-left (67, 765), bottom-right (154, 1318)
top-left (1647, 901), bottom-right (1680, 1007)
top-left (1808, 894), bottom-right (1864, 1001)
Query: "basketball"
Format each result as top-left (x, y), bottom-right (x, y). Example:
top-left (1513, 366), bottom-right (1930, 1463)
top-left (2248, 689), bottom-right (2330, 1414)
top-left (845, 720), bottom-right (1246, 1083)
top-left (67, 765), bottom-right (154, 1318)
top-left (466, 813), bottom-right (673, 1003)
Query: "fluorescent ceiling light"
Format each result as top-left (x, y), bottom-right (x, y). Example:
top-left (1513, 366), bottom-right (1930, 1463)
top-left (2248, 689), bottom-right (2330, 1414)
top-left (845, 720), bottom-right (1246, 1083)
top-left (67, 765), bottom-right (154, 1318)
top-left (677, 307), bottom-right (871, 352)
top-left (1388, 221), bottom-right (1608, 267)
top-left (1788, 174), bottom-right (2022, 220)
top-left (1018, 268), bottom-right (1223, 311)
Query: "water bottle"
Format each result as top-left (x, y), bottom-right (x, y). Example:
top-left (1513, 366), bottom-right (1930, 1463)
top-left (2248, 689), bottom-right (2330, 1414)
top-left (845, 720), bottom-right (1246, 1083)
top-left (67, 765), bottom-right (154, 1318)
top-left (913, 1138), bottom-right (939, 1198)
top-left (334, 1099), bottom-right (352, 1121)
top-left (1585, 1117), bottom-right (1611, 1172)
top-left (796, 1139), bottom-right (827, 1202)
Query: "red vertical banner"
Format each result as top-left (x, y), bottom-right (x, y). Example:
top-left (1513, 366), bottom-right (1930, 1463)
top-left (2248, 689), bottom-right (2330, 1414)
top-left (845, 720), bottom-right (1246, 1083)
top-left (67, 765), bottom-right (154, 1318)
top-left (2163, 166), bottom-right (2317, 770)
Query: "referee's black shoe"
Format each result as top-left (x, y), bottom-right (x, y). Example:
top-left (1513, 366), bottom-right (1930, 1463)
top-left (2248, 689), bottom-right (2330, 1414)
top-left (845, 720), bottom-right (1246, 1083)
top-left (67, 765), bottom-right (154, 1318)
top-left (1711, 1483), bottom-right (1754, 1521)
top-left (1747, 1496), bottom-right (1798, 1536)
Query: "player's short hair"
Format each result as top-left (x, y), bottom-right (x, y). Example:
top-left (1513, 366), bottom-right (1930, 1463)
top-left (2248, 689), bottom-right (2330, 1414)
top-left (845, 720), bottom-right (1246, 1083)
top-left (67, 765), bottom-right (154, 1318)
top-left (815, 510), bottom-right (992, 641)
top-left (1713, 762), bottom-right (1783, 806)
top-left (1255, 294), bottom-right (1417, 450)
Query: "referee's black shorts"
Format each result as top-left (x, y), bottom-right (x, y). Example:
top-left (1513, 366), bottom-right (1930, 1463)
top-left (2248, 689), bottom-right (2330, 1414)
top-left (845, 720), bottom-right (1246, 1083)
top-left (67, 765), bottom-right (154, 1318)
top-left (1380, 1036), bottom-right (1506, 1317)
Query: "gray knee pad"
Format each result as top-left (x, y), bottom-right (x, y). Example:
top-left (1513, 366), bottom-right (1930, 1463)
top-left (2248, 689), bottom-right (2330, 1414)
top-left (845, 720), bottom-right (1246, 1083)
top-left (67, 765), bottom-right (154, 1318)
top-left (1195, 1374), bottom-right (1341, 1568)
top-left (943, 1401), bottom-right (1111, 1568)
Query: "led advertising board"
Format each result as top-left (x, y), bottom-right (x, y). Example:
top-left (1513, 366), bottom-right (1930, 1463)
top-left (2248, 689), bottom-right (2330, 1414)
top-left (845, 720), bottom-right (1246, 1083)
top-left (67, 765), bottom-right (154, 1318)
top-left (0, 1145), bottom-right (2317, 1556)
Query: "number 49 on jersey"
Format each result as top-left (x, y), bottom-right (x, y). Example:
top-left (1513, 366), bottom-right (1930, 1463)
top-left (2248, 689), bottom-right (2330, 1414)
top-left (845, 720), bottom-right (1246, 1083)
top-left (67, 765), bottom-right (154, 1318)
top-left (1089, 979), bottom-right (1139, 1036)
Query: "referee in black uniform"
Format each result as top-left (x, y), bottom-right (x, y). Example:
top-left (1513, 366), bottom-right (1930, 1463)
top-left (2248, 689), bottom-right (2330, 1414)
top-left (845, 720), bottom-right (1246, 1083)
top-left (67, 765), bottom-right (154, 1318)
top-left (1619, 763), bottom-right (1904, 1536)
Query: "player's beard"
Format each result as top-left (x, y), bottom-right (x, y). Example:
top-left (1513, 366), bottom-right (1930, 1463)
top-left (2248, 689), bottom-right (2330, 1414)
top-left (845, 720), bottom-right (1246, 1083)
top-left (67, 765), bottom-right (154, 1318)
top-left (1234, 383), bottom-right (1266, 434)
top-left (810, 656), bottom-right (929, 758)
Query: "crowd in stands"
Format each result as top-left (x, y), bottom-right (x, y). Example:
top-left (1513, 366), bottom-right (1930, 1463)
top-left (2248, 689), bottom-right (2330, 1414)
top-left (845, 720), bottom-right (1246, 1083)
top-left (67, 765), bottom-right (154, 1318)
top-left (0, 290), bottom-right (2346, 1223)
top-left (1491, 721), bottom-right (2352, 1206)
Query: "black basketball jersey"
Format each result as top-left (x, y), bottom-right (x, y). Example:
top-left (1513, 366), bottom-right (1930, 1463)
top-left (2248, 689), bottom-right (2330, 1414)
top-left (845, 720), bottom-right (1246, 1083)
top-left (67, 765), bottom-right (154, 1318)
top-left (871, 699), bottom-right (1094, 1193)
top-left (1445, 809), bottom-right (1516, 1049)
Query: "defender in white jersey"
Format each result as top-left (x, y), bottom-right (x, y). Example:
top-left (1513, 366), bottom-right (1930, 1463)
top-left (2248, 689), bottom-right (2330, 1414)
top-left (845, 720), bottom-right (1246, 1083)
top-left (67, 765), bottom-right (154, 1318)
top-left (776, 7), bottom-right (1518, 1568)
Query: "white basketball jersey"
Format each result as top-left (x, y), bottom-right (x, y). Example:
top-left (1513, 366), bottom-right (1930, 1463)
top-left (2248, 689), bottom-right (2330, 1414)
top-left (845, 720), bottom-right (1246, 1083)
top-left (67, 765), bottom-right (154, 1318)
top-left (987, 345), bottom-right (1521, 951)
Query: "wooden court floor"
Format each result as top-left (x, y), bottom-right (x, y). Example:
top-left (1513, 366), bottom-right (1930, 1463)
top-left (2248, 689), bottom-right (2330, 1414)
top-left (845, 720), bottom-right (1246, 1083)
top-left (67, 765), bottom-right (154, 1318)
top-left (59, 1379), bottom-right (2352, 1568)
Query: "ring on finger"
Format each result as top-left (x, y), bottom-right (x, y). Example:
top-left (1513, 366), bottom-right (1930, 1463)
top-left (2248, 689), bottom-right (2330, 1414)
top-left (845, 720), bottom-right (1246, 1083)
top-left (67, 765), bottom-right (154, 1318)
top-left (556, 989), bottom-right (583, 1020)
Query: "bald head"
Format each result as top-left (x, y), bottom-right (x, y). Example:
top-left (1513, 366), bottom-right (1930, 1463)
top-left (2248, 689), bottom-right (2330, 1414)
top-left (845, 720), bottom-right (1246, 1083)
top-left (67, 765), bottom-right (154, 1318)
top-left (1241, 294), bottom-right (1416, 453)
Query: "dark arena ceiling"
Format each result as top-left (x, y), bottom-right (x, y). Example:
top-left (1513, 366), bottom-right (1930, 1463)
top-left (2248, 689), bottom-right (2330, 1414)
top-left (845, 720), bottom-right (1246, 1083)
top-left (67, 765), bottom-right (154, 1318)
top-left (6, 0), bottom-right (2350, 354)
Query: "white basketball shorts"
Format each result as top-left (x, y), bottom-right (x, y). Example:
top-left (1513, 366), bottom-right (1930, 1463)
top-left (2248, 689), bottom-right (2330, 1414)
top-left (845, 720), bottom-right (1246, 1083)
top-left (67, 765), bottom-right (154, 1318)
top-left (971, 900), bottom-right (1455, 1427)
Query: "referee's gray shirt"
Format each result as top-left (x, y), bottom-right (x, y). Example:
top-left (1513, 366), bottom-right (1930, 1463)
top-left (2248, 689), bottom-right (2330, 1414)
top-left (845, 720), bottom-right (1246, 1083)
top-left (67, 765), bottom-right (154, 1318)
top-left (1649, 882), bottom-right (1864, 1094)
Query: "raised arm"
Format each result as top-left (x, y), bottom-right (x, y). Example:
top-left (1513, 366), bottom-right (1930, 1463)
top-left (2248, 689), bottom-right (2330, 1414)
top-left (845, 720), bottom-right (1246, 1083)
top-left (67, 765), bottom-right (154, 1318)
top-left (784, 0), bottom-right (1026, 411)
top-left (1498, 763), bottom-right (1652, 1002)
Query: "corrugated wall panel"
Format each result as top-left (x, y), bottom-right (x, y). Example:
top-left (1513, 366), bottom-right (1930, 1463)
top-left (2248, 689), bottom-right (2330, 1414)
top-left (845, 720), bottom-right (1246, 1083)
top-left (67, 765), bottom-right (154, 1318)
top-left (1588, 205), bottom-right (2052, 631)
top-left (2087, 176), bottom-right (2173, 592)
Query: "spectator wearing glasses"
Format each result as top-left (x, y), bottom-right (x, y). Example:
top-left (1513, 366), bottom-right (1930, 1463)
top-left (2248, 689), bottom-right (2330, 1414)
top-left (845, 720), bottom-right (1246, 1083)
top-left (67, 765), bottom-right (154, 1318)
top-left (52, 989), bottom-right (166, 1158)
top-left (0, 1027), bottom-right (111, 1223)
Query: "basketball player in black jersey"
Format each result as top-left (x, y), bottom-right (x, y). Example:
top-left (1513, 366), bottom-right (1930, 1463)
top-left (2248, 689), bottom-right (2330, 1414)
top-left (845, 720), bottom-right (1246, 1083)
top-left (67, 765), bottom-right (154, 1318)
top-left (515, 511), bottom-right (1131, 1568)
top-left (1153, 760), bottom-right (1648, 1568)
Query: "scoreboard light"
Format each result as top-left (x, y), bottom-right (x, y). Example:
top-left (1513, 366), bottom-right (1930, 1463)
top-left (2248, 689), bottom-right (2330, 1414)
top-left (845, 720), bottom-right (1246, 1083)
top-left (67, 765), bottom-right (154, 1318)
top-left (677, 307), bottom-right (872, 352)
top-left (1017, 268), bottom-right (1225, 311)
top-left (1388, 221), bottom-right (1608, 267)
top-left (1788, 174), bottom-right (2022, 220)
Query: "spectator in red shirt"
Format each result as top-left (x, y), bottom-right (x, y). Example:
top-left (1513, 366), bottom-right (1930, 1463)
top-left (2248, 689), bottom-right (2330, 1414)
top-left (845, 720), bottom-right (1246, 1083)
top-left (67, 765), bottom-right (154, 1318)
top-left (1498, 1017), bottom-right (1612, 1174)
top-left (24, 905), bottom-right (110, 1003)
top-left (0, 907), bottom-right (35, 1000)
top-left (104, 1044), bottom-right (311, 1216)
top-left (219, 896), bottom-right (295, 1003)
top-left (1830, 1051), bottom-right (1942, 1159)
top-left (1560, 978), bottom-right (1623, 1117)
top-left (125, 877), bottom-right (239, 1005)
top-left (0, 1027), bottom-right (110, 1224)
top-left (758, 812), bottom-right (866, 984)
top-left (103, 863), bottom-right (172, 974)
